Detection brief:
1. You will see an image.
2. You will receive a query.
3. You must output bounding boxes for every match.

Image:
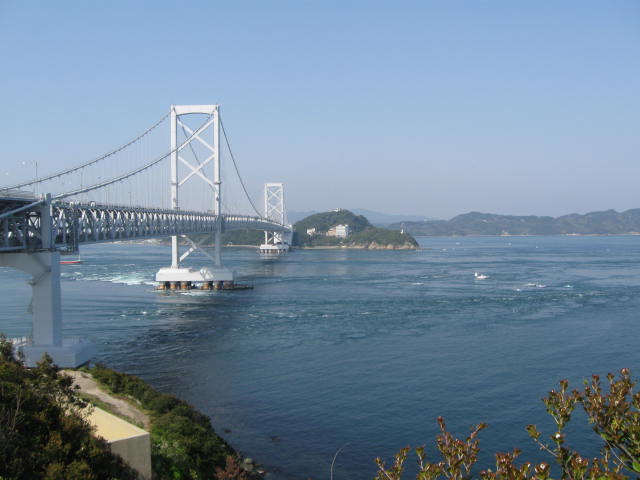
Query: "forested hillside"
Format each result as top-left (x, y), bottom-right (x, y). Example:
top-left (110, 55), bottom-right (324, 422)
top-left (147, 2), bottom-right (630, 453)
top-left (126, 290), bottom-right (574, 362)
top-left (294, 210), bottom-right (418, 249)
top-left (390, 209), bottom-right (640, 236)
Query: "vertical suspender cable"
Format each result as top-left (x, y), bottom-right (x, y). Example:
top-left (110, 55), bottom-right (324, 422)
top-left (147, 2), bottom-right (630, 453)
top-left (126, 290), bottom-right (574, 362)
top-left (219, 116), bottom-right (262, 217)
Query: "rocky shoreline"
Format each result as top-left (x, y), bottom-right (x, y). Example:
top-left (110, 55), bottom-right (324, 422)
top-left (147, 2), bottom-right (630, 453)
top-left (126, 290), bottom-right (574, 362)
top-left (297, 243), bottom-right (418, 250)
top-left (346, 241), bottom-right (418, 250)
top-left (224, 243), bottom-right (419, 250)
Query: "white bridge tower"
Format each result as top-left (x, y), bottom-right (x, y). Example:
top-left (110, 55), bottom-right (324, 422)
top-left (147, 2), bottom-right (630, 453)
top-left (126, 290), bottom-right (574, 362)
top-left (155, 105), bottom-right (234, 289)
top-left (259, 183), bottom-right (292, 255)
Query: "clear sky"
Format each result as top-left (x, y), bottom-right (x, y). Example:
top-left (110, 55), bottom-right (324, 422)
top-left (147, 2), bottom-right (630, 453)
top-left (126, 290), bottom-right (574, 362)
top-left (1, 1), bottom-right (638, 219)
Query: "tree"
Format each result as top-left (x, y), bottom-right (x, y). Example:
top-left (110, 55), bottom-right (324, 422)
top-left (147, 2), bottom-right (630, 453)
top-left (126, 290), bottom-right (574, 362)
top-left (376, 369), bottom-right (639, 480)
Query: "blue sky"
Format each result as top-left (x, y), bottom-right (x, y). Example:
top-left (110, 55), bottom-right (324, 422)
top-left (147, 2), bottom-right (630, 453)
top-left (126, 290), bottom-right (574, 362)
top-left (1, 1), bottom-right (638, 218)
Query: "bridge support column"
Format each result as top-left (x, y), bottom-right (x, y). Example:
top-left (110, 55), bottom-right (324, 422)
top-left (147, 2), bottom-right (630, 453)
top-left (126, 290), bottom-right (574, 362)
top-left (0, 252), bottom-right (96, 367)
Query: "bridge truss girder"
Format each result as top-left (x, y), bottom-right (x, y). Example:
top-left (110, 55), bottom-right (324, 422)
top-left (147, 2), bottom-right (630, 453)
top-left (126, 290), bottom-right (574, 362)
top-left (0, 198), bottom-right (289, 254)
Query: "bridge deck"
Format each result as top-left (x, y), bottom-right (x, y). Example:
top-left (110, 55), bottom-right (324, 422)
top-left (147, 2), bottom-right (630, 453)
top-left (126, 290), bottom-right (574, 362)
top-left (0, 197), bottom-right (290, 253)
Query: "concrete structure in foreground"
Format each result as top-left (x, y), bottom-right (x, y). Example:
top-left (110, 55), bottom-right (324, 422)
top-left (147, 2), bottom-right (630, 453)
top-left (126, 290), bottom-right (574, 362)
top-left (86, 406), bottom-right (151, 480)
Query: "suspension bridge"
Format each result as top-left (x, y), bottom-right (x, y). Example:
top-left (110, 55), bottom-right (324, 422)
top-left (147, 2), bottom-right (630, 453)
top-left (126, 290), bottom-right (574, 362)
top-left (0, 105), bottom-right (293, 368)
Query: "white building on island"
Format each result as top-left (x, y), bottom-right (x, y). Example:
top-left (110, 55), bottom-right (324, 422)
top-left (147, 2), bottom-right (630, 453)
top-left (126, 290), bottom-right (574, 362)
top-left (327, 224), bottom-right (350, 238)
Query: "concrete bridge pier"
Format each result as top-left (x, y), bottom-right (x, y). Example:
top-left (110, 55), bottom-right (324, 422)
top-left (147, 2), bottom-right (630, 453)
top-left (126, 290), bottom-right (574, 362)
top-left (155, 264), bottom-right (234, 288)
top-left (0, 251), bottom-right (95, 367)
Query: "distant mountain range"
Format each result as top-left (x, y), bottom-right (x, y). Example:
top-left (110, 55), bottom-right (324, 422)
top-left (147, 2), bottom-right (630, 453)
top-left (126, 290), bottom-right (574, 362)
top-left (288, 209), bottom-right (432, 226)
top-left (389, 209), bottom-right (640, 236)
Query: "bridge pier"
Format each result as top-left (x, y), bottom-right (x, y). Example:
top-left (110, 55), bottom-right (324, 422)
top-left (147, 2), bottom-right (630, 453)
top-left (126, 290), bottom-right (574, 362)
top-left (155, 264), bottom-right (234, 288)
top-left (0, 251), bottom-right (95, 367)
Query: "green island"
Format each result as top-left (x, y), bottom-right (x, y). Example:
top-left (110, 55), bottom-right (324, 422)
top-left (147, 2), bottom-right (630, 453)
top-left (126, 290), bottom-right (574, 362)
top-left (292, 209), bottom-right (418, 249)
top-left (222, 209), bottom-right (419, 250)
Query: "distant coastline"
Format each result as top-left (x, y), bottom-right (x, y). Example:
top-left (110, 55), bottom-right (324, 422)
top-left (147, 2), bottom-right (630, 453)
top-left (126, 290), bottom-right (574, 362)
top-left (390, 209), bottom-right (640, 237)
top-left (413, 232), bottom-right (640, 238)
top-left (110, 209), bottom-right (640, 247)
top-left (223, 244), bottom-right (419, 250)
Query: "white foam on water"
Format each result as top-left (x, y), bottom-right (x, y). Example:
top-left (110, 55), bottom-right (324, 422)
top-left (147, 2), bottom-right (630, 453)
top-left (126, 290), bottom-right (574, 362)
top-left (178, 290), bottom-right (210, 296)
top-left (109, 275), bottom-right (146, 285)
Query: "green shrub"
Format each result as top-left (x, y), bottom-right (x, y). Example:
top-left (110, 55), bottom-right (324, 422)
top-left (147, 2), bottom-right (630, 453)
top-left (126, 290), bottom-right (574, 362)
top-left (375, 369), bottom-right (640, 480)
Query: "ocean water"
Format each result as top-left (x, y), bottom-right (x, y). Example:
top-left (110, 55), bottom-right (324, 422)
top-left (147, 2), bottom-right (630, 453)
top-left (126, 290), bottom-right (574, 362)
top-left (1, 236), bottom-right (639, 479)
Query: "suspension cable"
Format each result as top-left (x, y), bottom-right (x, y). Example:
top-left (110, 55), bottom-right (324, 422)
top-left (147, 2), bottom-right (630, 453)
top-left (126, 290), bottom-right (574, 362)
top-left (53, 112), bottom-right (214, 200)
top-left (219, 115), bottom-right (262, 217)
top-left (1, 110), bottom-right (171, 191)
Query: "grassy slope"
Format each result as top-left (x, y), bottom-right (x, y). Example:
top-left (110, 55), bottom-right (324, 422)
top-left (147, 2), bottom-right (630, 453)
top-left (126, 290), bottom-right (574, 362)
top-left (88, 364), bottom-right (235, 480)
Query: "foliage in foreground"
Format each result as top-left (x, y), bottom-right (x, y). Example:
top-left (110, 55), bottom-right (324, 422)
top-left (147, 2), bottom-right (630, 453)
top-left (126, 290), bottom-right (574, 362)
top-left (90, 363), bottom-right (235, 479)
top-left (375, 368), bottom-right (639, 480)
top-left (0, 336), bottom-right (136, 480)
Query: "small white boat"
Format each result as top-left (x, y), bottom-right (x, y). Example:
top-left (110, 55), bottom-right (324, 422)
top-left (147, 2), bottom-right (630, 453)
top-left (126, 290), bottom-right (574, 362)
top-left (474, 272), bottom-right (489, 280)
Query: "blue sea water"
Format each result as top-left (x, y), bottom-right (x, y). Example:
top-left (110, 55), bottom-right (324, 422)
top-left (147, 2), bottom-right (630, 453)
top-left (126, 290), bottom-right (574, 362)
top-left (0, 235), bottom-right (639, 479)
